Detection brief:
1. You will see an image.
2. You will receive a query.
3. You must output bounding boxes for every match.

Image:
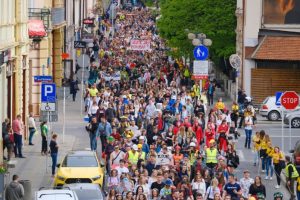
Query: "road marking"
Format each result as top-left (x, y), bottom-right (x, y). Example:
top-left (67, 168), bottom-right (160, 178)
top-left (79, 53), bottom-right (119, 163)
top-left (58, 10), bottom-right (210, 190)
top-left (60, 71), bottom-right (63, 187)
top-left (237, 150), bottom-right (245, 162)
top-left (239, 135), bottom-right (299, 138)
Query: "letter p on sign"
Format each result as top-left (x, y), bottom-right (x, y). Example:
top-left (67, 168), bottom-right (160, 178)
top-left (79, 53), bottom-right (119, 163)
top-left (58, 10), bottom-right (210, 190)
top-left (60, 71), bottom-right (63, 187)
top-left (41, 83), bottom-right (56, 103)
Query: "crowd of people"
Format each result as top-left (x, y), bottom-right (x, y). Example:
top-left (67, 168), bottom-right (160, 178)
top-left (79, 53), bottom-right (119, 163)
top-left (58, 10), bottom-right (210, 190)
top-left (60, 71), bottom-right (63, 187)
top-left (76, 2), bottom-right (300, 200)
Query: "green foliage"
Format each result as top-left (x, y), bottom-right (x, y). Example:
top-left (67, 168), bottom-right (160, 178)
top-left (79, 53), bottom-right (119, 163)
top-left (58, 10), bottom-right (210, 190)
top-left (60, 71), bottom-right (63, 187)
top-left (157, 0), bottom-right (236, 62)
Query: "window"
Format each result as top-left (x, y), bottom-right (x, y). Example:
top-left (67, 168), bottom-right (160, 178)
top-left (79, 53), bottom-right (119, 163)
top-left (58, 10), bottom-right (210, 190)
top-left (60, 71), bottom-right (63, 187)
top-left (62, 156), bottom-right (98, 167)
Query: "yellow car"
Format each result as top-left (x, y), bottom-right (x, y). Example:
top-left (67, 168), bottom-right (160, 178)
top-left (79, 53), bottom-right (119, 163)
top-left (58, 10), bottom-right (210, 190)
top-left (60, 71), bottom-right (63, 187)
top-left (54, 151), bottom-right (105, 187)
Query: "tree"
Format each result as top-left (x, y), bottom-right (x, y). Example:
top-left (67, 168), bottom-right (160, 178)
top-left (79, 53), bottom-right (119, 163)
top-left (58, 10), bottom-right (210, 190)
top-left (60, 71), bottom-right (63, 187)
top-left (157, 0), bottom-right (236, 63)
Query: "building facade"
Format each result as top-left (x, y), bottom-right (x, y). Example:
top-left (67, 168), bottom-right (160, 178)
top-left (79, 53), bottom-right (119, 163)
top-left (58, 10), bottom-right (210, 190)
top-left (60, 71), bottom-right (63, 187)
top-left (237, 0), bottom-right (300, 104)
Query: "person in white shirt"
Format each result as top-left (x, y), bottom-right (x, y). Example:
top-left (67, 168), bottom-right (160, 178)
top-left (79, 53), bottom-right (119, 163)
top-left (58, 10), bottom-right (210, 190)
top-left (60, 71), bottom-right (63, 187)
top-left (115, 159), bottom-right (129, 178)
top-left (28, 113), bottom-right (36, 145)
top-left (191, 174), bottom-right (206, 197)
top-left (239, 170), bottom-right (254, 199)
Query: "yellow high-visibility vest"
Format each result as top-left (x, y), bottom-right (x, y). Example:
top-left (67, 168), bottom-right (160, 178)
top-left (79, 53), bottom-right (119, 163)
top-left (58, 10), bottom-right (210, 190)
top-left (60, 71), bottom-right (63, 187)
top-left (128, 150), bottom-right (139, 165)
top-left (206, 148), bottom-right (218, 164)
top-left (285, 163), bottom-right (299, 178)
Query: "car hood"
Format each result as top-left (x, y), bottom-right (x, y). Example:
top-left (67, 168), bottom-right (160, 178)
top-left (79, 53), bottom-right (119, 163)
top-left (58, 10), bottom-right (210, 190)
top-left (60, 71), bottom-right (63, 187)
top-left (58, 167), bottom-right (103, 178)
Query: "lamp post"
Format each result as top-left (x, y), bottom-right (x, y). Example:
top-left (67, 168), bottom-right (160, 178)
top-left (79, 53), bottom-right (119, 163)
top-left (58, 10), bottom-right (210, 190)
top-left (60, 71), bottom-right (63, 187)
top-left (187, 32), bottom-right (212, 92)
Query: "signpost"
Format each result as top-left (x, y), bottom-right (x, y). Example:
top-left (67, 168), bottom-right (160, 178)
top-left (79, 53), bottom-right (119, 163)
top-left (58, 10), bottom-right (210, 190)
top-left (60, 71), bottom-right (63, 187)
top-left (275, 92), bottom-right (283, 106)
top-left (193, 45), bottom-right (209, 60)
top-left (40, 102), bottom-right (56, 112)
top-left (41, 83), bottom-right (56, 103)
top-left (279, 91), bottom-right (300, 152)
top-left (34, 76), bottom-right (52, 83)
top-left (74, 41), bottom-right (87, 49)
top-left (77, 54), bottom-right (90, 115)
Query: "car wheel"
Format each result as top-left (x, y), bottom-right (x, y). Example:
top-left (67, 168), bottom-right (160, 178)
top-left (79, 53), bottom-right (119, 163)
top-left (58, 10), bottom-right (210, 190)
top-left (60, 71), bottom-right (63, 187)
top-left (268, 111), bottom-right (280, 121)
top-left (292, 118), bottom-right (300, 128)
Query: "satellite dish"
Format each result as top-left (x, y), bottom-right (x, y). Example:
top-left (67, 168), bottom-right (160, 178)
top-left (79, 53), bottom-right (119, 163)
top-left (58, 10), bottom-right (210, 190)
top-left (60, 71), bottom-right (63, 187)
top-left (229, 54), bottom-right (241, 70)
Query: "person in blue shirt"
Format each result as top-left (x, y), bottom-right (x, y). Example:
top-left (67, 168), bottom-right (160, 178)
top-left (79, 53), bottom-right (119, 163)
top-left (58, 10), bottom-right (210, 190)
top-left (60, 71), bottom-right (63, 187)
top-left (222, 174), bottom-right (242, 200)
top-left (97, 117), bottom-right (112, 151)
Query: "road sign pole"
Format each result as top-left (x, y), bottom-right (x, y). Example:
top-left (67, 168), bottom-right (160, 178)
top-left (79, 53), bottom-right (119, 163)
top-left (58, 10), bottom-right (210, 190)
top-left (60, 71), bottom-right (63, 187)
top-left (63, 86), bottom-right (66, 143)
top-left (46, 110), bottom-right (50, 173)
top-left (80, 51), bottom-right (85, 115)
top-left (281, 110), bottom-right (284, 152)
top-left (236, 70), bottom-right (239, 102)
top-left (289, 117), bottom-right (292, 151)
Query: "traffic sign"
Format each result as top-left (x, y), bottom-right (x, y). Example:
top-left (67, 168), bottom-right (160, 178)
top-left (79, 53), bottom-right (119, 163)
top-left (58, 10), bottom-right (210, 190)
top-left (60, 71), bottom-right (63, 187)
top-left (77, 54), bottom-right (90, 68)
top-left (192, 60), bottom-right (209, 80)
top-left (41, 83), bottom-right (56, 103)
top-left (34, 76), bottom-right (52, 83)
top-left (41, 102), bottom-right (56, 111)
top-left (193, 45), bottom-right (209, 60)
top-left (281, 91), bottom-right (299, 110)
top-left (275, 92), bottom-right (283, 106)
top-left (74, 41), bottom-right (87, 48)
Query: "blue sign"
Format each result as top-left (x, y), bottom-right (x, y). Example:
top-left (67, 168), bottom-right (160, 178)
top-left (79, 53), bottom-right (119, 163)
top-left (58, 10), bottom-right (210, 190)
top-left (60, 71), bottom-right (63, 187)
top-left (41, 83), bottom-right (56, 103)
top-left (275, 92), bottom-right (283, 106)
top-left (193, 45), bottom-right (209, 60)
top-left (34, 76), bottom-right (52, 83)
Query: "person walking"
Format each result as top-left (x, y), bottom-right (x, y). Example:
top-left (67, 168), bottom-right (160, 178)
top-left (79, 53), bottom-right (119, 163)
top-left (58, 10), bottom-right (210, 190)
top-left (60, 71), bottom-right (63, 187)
top-left (206, 81), bottom-right (215, 106)
top-left (40, 121), bottom-right (48, 155)
top-left (49, 133), bottom-right (58, 177)
top-left (70, 76), bottom-right (79, 101)
top-left (5, 174), bottom-right (24, 200)
top-left (12, 115), bottom-right (25, 158)
top-left (85, 117), bottom-right (99, 151)
top-left (28, 112), bottom-right (36, 145)
top-left (285, 156), bottom-right (299, 200)
top-left (244, 109), bottom-right (254, 149)
top-left (271, 146), bottom-right (285, 189)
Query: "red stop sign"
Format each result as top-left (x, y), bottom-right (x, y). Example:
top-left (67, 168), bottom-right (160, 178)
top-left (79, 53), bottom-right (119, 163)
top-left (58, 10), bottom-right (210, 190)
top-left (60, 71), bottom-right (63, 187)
top-left (281, 91), bottom-right (299, 110)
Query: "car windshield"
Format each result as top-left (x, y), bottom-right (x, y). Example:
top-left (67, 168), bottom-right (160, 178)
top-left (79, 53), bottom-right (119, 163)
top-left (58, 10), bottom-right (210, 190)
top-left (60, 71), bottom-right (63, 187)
top-left (74, 189), bottom-right (103, 200)
top-left (62, 156), bottom-right (98, 167)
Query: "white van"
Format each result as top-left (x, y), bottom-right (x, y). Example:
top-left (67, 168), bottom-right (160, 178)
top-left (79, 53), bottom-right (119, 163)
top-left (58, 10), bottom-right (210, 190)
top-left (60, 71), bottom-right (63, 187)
top-left (35, 189), bottom-right (79, 200)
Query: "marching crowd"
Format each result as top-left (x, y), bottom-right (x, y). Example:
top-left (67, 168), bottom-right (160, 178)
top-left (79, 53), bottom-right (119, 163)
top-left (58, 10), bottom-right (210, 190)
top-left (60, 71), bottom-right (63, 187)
top-left (78, 3), bottom-right (300, 200)
top-left (2, 2), bottom-right (299, 200)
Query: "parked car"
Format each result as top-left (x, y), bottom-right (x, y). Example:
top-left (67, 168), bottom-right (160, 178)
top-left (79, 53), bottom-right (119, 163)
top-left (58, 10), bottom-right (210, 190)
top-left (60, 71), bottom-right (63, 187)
top-left (54, 151), bottom-right (105, 187)
top-left (259, 96), bottom-right (282, 121)
top-left (284, 109), bottom-right (300, 128)
top-left (65, 183), bottom-right (104, 200)
top-left (35, 188), bottom-right (78, 200)
top-left (259, 96), bottom-right (300, 121)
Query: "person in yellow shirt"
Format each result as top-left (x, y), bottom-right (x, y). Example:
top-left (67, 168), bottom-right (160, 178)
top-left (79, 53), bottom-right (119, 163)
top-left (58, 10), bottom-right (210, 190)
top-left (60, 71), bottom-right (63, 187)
top-left (271, 146), bottom-right (285, 189)
top-left (252, 131), bottom-right (260, 166)
top-left (191, 82), bottom-right (201, 99)
top-left (258, 130), bottom-right (268, 171)
top-left (265, 139), bottom-right (274, 180)
top-left (231, 101), bottom-right (239, 128)
top-left (89, 84), bottom-right (99, 97)
top-left (215, 98), bottom-right (225, 111)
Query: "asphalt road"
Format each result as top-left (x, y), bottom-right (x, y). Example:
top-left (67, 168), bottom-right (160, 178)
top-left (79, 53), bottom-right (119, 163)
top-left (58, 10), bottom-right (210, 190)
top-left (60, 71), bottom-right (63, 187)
top-left (234, 115), bottom-right (299, 199)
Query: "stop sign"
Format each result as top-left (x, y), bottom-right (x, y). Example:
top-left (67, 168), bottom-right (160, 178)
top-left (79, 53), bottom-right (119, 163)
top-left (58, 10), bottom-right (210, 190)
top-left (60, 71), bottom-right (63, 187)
top-left (281, 91), bottom-right (299, 110)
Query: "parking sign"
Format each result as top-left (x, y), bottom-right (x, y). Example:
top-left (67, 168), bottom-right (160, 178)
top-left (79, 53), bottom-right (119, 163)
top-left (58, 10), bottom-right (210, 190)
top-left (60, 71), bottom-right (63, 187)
top-left (41, 83), bottom-right (56, 103)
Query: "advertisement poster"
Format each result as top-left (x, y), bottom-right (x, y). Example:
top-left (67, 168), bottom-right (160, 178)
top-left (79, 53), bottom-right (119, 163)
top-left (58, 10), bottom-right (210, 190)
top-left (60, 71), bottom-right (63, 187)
top-left (264, 0), bottom-right (300, 24)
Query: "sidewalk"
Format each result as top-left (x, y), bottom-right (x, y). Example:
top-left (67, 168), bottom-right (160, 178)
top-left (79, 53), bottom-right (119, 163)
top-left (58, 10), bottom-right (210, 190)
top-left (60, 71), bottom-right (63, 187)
top-left (7, 84), bottom-right (88, 197)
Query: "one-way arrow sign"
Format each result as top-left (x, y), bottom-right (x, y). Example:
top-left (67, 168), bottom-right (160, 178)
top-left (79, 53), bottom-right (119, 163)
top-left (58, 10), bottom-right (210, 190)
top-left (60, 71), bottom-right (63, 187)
top-left (74, 41), bottom-right (87, 48)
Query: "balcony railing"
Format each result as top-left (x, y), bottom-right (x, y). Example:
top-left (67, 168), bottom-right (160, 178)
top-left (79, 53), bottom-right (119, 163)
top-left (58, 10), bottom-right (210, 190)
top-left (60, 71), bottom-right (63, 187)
top-left (28, 8), bottom-right (51, 30)
top-left (51, 8), bottom-right (65, 27)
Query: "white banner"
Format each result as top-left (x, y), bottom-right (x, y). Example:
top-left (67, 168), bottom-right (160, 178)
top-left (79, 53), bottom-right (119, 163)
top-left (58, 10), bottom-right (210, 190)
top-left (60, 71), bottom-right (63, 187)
top-left (156, 152), bottom-right (172, 166)
top-left (129, 39), bottom-right (151, 51)
top-left (101, 71), bottom-right (121, 81)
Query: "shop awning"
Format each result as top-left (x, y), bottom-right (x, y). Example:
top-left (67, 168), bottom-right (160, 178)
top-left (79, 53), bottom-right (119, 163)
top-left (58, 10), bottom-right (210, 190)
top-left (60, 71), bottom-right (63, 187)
top-left (28, 20), bottom-right (47, 38)
top-left (251, 36), bottom-right (300, 61)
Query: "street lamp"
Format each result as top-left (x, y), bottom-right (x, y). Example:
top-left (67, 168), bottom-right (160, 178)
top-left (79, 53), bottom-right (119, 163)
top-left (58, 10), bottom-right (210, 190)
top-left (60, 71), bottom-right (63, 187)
top-left (187, 32), bottom-right (212, 92)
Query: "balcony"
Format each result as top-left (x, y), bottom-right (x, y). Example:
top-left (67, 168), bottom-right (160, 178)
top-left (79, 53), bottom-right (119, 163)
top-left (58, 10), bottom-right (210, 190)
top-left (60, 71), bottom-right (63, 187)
top-left (28, 8), bottom-right (51, 30)
top-left (51, 8), bottom-right (66, 29)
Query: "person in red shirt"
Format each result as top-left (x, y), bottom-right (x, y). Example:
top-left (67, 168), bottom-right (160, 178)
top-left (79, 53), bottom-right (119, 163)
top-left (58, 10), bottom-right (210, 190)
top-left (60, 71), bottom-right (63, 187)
top-left (217, 120), bottom-right (229, 153)
top-left (192, 120), bottom-right (203, 147)
top-left (12, 114), bottom-right (25, 158)
top-left (111, 128), bottom-right (122, 141)
top-left (182, 117), bottom-right (191, 129)
top-left (205, 125), bottom-right (215, 147)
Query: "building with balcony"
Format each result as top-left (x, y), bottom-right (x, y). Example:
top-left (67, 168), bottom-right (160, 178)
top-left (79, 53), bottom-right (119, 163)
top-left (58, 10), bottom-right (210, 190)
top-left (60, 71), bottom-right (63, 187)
top-left (0, 0), bottom-right (30, 141)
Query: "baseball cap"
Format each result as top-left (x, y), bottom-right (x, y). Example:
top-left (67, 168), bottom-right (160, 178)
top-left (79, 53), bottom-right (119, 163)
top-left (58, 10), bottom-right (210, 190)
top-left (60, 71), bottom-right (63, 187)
top-left (189, 142), bottom-right (196, 147)
top-left (165, 179), bottom-right (172, 186)
top-left (132, 144), bottom-right (138, 151)
top-left (209, 139), bottom-right (215, 143)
